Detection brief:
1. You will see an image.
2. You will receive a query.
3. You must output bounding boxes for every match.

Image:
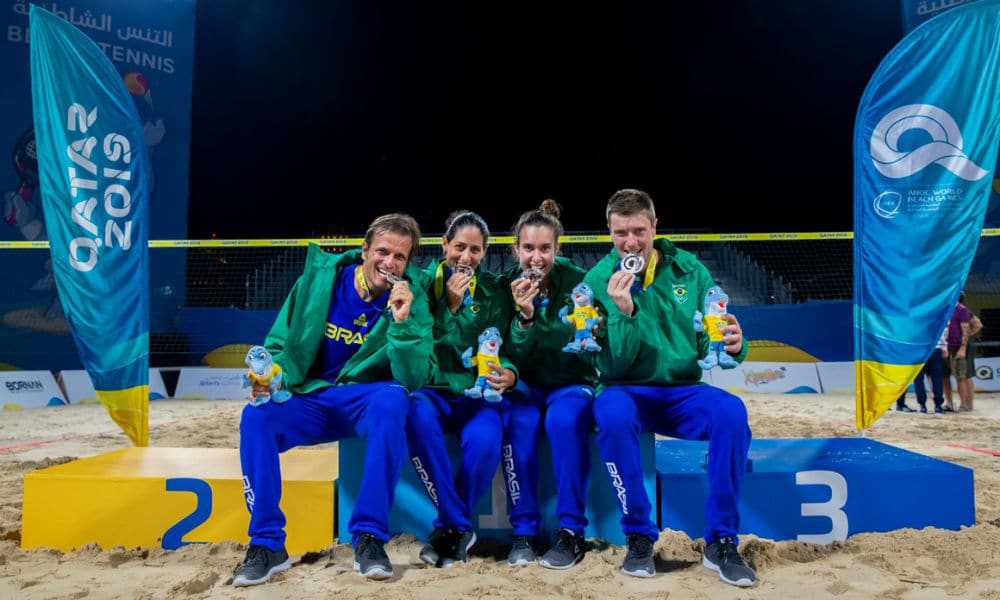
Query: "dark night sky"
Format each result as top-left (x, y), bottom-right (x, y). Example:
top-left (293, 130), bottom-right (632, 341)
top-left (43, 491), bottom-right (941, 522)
top-left (186, 1), bottom-right (903, 239)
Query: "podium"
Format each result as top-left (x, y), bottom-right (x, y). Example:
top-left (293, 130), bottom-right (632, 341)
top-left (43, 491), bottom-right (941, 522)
top-left (657, 437), bottom-right (975, 542)
top-left (338, 433), bottom-right (657, 544)
top-left (22, 447), bottom-right (338, 554)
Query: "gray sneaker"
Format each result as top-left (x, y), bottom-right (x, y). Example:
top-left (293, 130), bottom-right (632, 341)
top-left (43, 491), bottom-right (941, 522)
top-left (621, 533), bottom-right (655, 578)
top-left (539, 528), bottom-right (586, 569)
top-left (440, 529), bottom-right (477, 567)
top-left (353, 532), bottom-right (393, 580)
top-left (232, 544), bottom-right (291, 587)
top-left (419, 526), bottom-right (455, 566)
top-left (507, 535), bottom-right (537, 566)
top-left (702, 536), bottom-right (756, 587)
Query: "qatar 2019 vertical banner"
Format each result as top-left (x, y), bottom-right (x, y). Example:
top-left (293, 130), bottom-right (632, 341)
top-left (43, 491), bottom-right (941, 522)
top-left (0, 0), bottom-right (194, 370)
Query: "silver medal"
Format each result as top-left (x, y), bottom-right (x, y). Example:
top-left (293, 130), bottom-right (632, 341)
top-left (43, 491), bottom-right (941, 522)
top-left (620, 253), bottom-right (645, 275)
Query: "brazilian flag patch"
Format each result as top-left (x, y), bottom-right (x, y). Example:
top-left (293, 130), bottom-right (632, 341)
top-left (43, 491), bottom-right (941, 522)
top-left (672, 285), bottom-right (688, 304)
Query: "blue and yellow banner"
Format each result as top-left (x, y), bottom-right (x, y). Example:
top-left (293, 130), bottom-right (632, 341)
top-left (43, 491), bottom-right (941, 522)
top-left (854, 0), bottom-right (1000, 429)
top-left (30, 5), bottom-right (150, 445)
top-left (0, 0), bottom-right (195, 371)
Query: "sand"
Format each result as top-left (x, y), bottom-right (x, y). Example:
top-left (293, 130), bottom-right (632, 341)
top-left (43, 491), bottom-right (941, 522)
top-left (2, 392), bottom-right (1000, 599)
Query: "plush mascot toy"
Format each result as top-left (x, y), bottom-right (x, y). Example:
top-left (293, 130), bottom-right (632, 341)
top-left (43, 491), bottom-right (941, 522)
top-left (242, 345), bottom-right (292, 406)
top-left (694, 285), bottom-right (738, 370)
top-left (461, 326), bottom-right (504, 402)
top-left (559, 282), bottom-right (602, 353)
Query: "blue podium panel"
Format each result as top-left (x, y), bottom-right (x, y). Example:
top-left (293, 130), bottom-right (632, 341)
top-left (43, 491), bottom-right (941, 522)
top-left (657, 437), bottom-right (975, 543)
top-left (339, 433), bottom-right (655, 545)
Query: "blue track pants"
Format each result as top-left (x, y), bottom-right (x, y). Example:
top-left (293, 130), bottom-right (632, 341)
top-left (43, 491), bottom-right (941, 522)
top-left (504, 385), bottom-right (595, 537)
top-left (239, 381), bottom-right (408, 550)
top-left (406, 388), bottom-right (503, 530)
top-left (594, 384), bottom-right (751, 544)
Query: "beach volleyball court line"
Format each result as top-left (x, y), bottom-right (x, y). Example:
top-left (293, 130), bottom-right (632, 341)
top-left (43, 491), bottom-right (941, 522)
top-left (944, 441), bottom-right (1000, 456)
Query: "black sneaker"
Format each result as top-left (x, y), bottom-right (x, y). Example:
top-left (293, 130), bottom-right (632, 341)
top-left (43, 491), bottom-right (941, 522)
top-left (621, 533), bottom-right (655, 578)
top-left (440, 529), bottom-right (477, 567)
top-left (539, 528), bottom-right (586, 569)
top-left (353, 532), bottom-right (393, 580)
top-left (919, 405), bottom-right (928, 414)
top-left (419, 526), bottom-right (456, 567)
top-left (703, 536), bottom-right (756, 587)
top-left (232, 544), bottom-right (291, 587)
top-left (896, 405), bottom-right (916, 413)
top-left (507, 534), bottom-right (537, 566)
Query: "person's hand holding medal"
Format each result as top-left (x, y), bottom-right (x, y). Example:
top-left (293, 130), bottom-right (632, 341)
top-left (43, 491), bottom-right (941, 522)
top-left (608, 252), bottom-right (645, 316)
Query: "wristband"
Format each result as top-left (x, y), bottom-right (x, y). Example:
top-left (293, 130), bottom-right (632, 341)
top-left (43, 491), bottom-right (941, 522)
top-left (516, 311), bottom-right (535, 324)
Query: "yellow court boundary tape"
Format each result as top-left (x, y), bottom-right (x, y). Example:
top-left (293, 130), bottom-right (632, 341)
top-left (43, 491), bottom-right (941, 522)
top-left (2, 229), bottom-right (998, 249)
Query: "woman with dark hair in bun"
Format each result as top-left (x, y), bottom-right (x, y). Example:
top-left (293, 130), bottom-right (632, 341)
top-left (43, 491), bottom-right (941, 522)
top-left (500, 199), bottom-right (598, 570)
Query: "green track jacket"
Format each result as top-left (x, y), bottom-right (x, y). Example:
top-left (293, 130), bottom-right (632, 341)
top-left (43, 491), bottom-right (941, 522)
top-left (263, 243), bottom-right (435, 394)
top-left (583, 238), bottom-right (748, 388)
top-left (500, 256), bottom-right (598, 388)
top-left (422, 258), bottom-right (518, 396)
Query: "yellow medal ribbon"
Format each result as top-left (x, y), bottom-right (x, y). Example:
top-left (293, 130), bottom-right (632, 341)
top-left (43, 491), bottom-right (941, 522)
top-left (355, 263), bottom-right (372, 299)
top-left (467, 276), bottom-right (477, 304)
top-left (434, 261), bottom-right (476, 306)
top-left (433, 261), bottom-right (447, 302)
top-left (641, 250), bottom-right (658, 290)
top-left (354, 264), bottom-right (390, 308)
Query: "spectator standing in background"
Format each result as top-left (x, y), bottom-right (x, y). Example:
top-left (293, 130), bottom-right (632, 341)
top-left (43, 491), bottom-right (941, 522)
top-left (896, 325), bottom-right (947, 414)
top-left (946, 292), bottom-right (980, 412)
